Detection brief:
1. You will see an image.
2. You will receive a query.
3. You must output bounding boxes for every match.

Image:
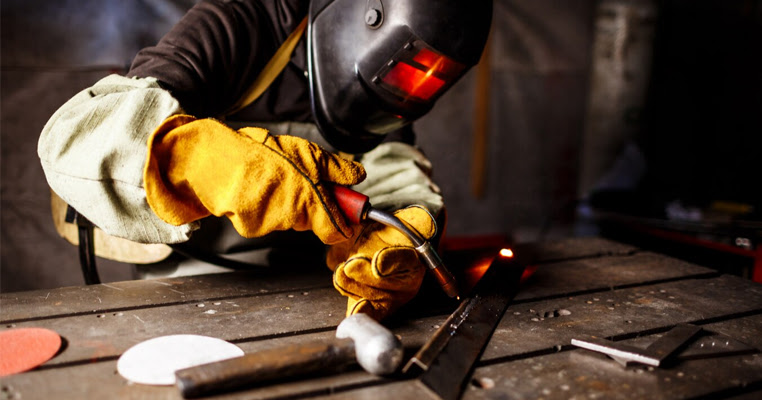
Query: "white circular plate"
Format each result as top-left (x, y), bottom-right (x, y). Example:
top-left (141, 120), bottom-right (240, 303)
top-left (117, 334), bottom-right (244, 385)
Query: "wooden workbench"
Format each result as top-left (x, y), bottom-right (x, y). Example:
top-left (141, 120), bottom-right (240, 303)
top-left (2, 237), bottom-right (762, 399)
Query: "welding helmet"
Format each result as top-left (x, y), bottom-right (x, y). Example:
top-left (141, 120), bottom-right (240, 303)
top-left (307, 0), bottom-right (493, 153)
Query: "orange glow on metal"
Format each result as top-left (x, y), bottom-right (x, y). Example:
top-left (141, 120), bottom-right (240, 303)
top-left (460, 248), bottom-right (534, 294)
top-left (461, 258), bottom-right (492, 291)
top-left (521, 265), bottom-right (538, 283)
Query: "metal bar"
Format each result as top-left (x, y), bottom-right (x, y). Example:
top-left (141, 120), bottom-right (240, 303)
top-left (571, 324), bottom-right (702, 367)
top-left (403, 298), bottom-right (475, 373)
top-left (403, 251), bottom-right (526, 400)
top-left (571, 337), bottom-right (663, 367)
top-left (642, 324), bottom-right (702, 362)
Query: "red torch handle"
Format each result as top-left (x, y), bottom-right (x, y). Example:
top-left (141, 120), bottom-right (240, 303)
top-left (330, 185), bottom-right (370, 225)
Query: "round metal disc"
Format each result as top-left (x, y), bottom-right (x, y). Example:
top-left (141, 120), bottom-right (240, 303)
top-left (117, 334), bottom-right (244, 385)
top-left (0, 328), bottom-right (62, 376)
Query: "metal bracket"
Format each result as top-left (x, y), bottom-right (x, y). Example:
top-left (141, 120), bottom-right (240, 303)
top-left (571, 324), bottom-right (756, 368)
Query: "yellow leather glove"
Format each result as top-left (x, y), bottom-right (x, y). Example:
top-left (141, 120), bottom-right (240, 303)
top-left (143, 115), bottom-right (366, 244)
top-left (327, 206), bottom-right (437, 321)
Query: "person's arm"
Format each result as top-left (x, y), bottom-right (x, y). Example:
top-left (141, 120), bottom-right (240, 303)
top-left (38, 0), bottom-right (309, 244)
top-left (38, 74), bottom-right (194, 244)
top-left (127, 0), bottom-right (307, 118)
top-left (353, 141), bottom-right (444, 217)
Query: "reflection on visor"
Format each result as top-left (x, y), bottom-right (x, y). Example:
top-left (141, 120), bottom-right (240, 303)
top-left (382, 62), bottom-right (445, 101)
top-left (413, 48), bottom-right (464, 77)
top-left (375, 41), bottom-right (465, 102)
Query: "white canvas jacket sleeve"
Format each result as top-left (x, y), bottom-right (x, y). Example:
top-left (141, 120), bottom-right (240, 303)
top-left (354, 142), bottom-right (445, 216)
top-left (38, 74), bottom-right (198, 244)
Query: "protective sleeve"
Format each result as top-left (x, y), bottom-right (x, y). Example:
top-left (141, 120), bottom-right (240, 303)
top-left (38, 0), bottom-right (308, 244)
top-left (38, 74), bottom-right (197, 244)
top-left (352, 142), bottom-right (445, 216)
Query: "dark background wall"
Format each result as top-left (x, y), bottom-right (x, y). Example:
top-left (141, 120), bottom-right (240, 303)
top-left (638, 1), bottom-right (762, 209)
top-left (2, 0), bottom-right (760, 292)
top-left (1, 0), bottom-right (200, 291)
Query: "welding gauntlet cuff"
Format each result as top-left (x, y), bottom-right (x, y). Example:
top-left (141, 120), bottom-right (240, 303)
top-left (327, 206), bottom-right (437, 321)
top-left (143, 115), bottom-right (366, 244)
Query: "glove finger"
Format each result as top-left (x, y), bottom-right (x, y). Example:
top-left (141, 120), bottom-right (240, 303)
top-left (264, 133), bottom-right (366, 186)
top-left (334, 258), bottom-right (384, 319)
top-left (333, 257), bottom-right (373, 299)
top-left (269, 134), bottom-right (366, 243)
top-left (312, 184), bottom-right (361, 244)
top-left (325, 219), bottom-right (382, 272)
top-left (376, 206), bottom-right (437, 244)
top-left (332, 237), bottom-right (426, 321)
top-left (372, 246), bottom-right (425, 289)
top-left (326, 231), bottom-right (363, 271)
top-left (303, 153), bottom-right (366, 243)
top-left (237, 126), bottom-right (270, 142)
top-left (288, 139), bottom-right (365, 185)
top-left (319, 152), bottom-right (366, 187)
top-left (346, 297), bottom-right (389, 321)
top-left (237, 128), bottom-right (365, 244)
top-left (334, 250), bottom-right (424, 300)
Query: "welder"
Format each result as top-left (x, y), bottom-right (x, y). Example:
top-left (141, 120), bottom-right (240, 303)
top-left (38, 0), bottom-right (491, 321)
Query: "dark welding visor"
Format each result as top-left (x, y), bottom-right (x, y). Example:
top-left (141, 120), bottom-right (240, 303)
top-left (308, 0), bottom-right (492, 154)
top-left (374, 40), bottom-right (466, 103)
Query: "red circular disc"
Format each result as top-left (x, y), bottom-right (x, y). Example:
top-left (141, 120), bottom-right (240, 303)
top-left (0, 328), bottom-right (62, 376)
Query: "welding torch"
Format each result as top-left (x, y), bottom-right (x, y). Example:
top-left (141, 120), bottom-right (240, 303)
top-left (330, 185), bottom-right (459, 299)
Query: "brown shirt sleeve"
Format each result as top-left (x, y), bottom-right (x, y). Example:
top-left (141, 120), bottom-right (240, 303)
top-left (127, 0), bottom-right (310, 121)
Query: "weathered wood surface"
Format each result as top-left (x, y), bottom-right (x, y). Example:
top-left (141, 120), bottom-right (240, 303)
top-left (2, 237), bottom-right (761, 400)
top-left (0, 268), bottom-right (335, 323)
top-left (461, 315), bottom-right (762, 400)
